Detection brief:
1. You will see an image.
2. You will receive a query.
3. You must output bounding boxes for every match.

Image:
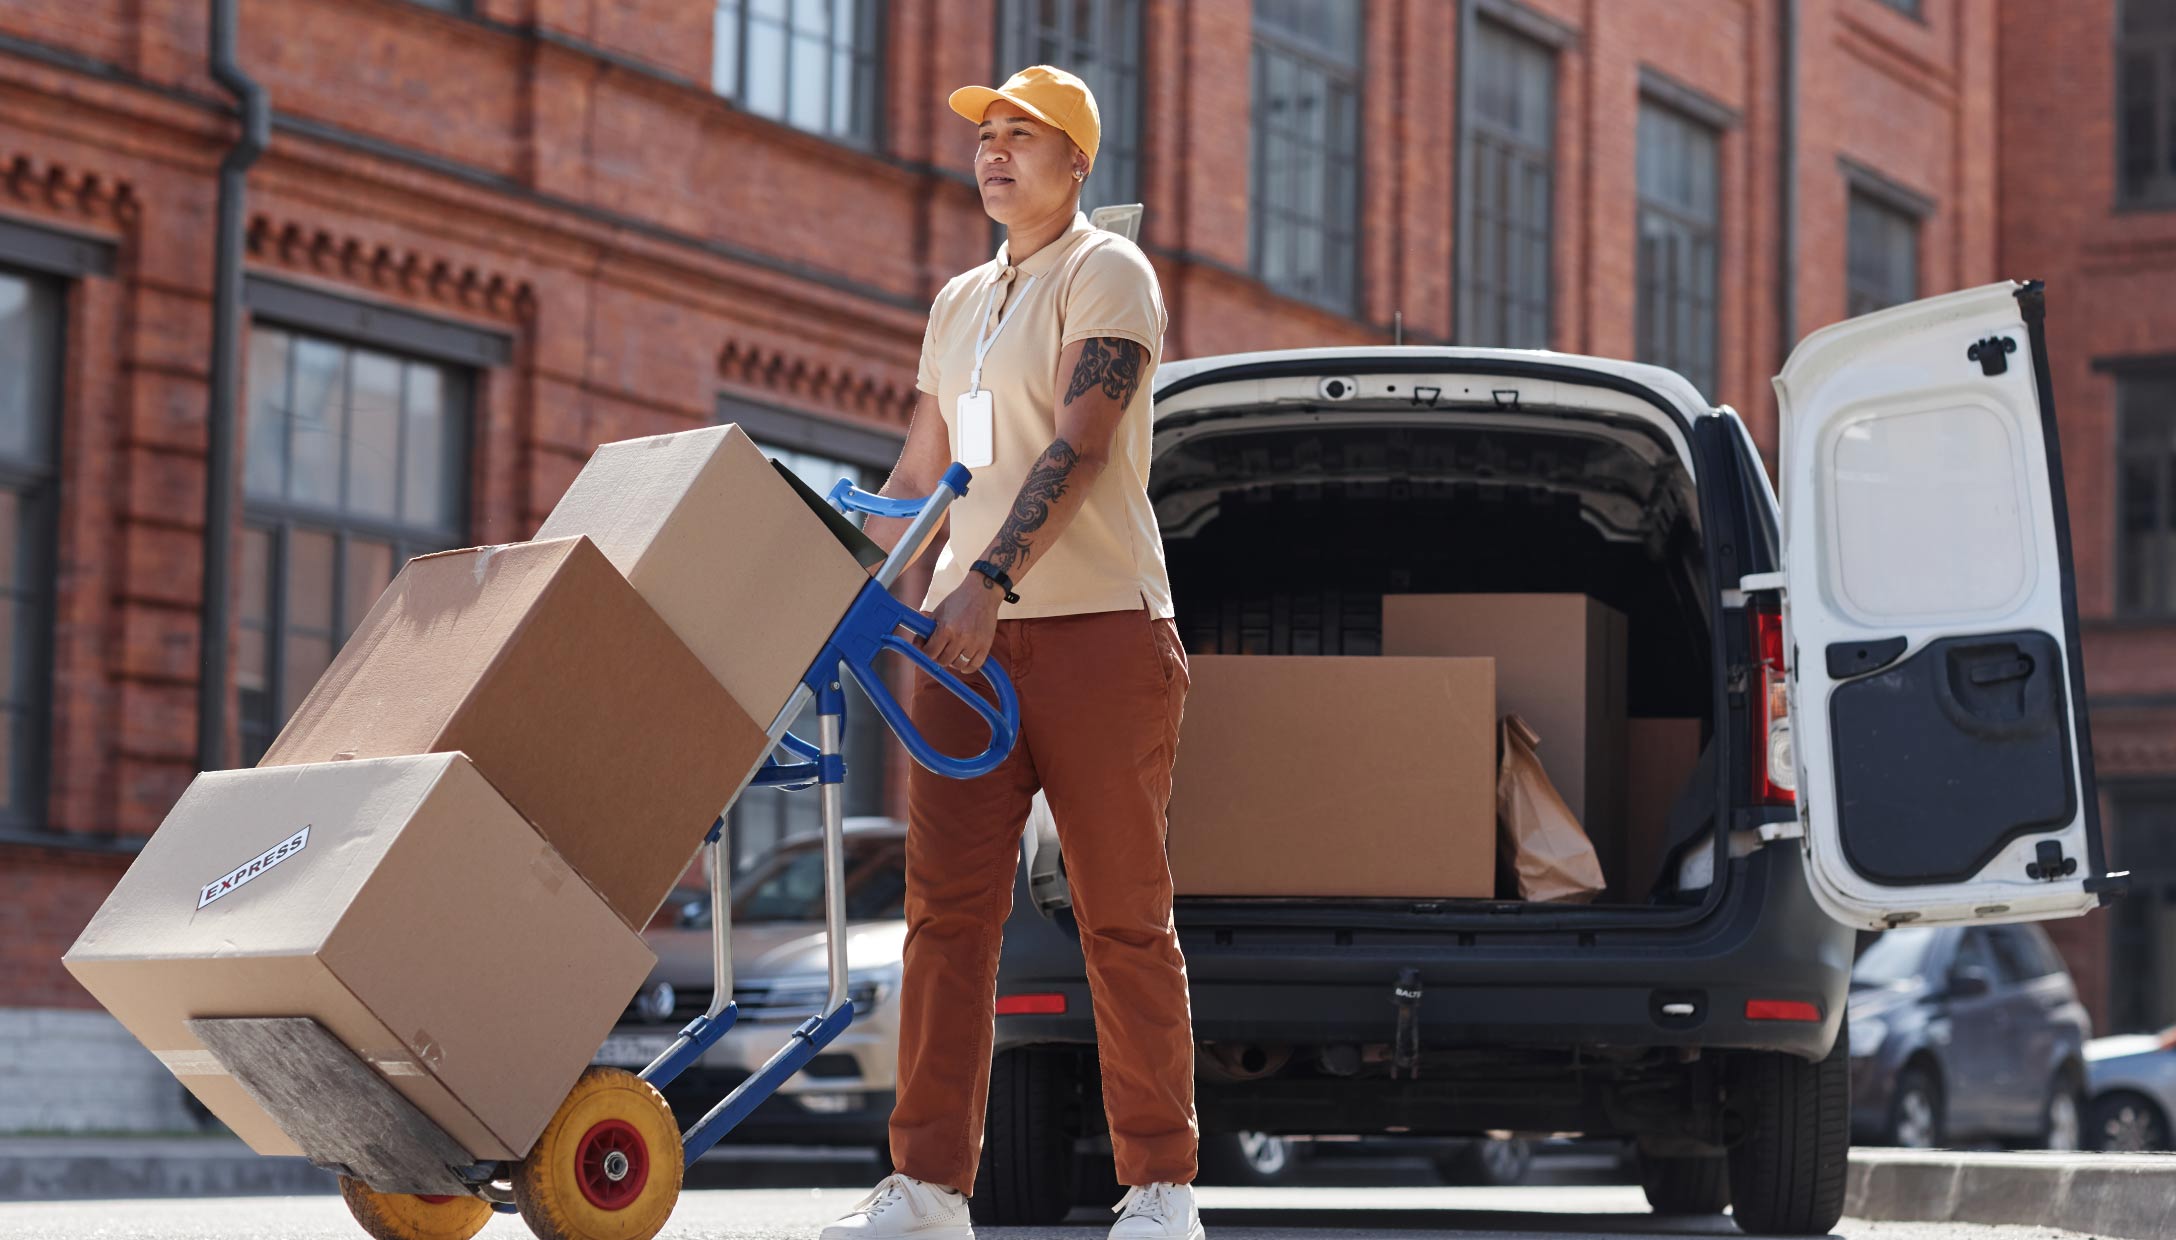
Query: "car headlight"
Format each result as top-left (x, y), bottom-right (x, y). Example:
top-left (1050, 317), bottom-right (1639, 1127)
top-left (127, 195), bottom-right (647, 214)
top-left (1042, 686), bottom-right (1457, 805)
top-left (1851, 1016), bottom-right (1887, 1058)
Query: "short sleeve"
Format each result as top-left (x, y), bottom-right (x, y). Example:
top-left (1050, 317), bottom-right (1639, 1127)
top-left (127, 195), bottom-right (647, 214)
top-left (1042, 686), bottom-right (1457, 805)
top-left (1059, 241), bottom-right (1164, 358)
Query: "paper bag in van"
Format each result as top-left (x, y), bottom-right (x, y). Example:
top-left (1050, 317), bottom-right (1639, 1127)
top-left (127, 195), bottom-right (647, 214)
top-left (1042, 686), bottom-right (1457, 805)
top-left (1498, 714), bottom-right (1607, 903)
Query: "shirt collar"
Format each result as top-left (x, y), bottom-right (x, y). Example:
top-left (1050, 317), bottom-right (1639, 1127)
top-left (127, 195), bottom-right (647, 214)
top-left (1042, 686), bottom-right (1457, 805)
top-left (990, 212), bottom-right (1095, 283)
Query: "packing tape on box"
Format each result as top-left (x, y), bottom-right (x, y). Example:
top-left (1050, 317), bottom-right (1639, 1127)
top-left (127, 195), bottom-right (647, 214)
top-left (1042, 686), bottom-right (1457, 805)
top-left (529, 845), bottom-right (565, 896)
top-left (365, 1053), bottom-right (427, 1077)
top-left (155, 1048), bottom-right (228, 1077)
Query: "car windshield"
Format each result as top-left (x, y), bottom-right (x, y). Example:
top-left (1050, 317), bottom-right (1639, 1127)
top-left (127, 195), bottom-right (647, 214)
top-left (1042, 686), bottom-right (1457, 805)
top-left (1852, 927), bottom-right (1939, 988)
top-left (731, 835), bottom-right (907, 924)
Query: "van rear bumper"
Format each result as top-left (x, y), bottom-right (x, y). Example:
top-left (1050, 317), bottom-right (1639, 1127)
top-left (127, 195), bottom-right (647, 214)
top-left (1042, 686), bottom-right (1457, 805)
top-left (993, 845), bottom-right (1853, 1063)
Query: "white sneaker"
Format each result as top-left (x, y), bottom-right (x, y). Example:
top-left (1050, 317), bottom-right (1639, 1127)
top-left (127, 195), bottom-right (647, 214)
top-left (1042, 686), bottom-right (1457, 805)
top-left (819, 1173), bottom-right (974, 1239)
top-left (1109, 1182), bottom-right (1205, 1240)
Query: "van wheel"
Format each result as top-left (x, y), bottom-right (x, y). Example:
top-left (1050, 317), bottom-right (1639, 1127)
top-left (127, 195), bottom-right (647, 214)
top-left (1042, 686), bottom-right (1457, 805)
top-left (1434, 1138), bottom-right (1533, 1187)
top-left (1638, 1151), bottom-right (1729, 1215)
top-left (1725, 1026), bottom-right (1850, 1236)
top-left (1198, 1132), bottom-right (1296, 1186)
top-left (1884, 1066), bottom-right (1944, 1149)
top-left (970, 1048), bottom-right (1080, 1225)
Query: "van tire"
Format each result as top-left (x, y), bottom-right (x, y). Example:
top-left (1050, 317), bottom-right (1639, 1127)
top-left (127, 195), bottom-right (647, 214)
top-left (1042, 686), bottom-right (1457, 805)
top-left (1639, 1151), bottom-right (1729, 1215)
top-left (1725, 1024), bottom-right (1850, 1236)
top-left (970, 1048), bottom-right (1079, 1225)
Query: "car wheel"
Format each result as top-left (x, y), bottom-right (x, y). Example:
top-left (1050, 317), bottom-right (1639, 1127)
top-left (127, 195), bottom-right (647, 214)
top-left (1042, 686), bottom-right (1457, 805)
top-left (970, 1048), bottom-right (1082, 1225)
top-left (1884, 1066), bottom-right (1944, 1150)
top-left (1434, 1138), bottom-right (1534, 1187)
top-left (2088, 1092), bottom-right (2171, 1152)
top-left (1638, 1150), bottom-right (1729, 1215)
top-left (1724, 1025), bottom-right (1850, 1236)
top-left (1197, 1131), bottom-right (1295, 1186)
top-left (2039, 1073), bottom-right (2086, 1152)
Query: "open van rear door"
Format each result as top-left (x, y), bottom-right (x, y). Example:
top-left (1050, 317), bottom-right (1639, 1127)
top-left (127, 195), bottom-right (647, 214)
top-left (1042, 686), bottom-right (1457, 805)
top-left (1772, 281), bottom-right (2121, 930)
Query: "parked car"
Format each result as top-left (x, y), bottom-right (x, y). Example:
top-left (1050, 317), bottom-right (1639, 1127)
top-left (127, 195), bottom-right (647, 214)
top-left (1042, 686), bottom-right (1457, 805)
top-left (2086, 1025), bottom-right (2176, 1151)
top-left (977, 284), bottom-right (2123, 1237)
top-left (1193, 1131), bottom-right (1536, 1187)
top-left (596, 819), bottom-right (908, 1161)
top-left (1846, 925), bottom-right (2091, 1149)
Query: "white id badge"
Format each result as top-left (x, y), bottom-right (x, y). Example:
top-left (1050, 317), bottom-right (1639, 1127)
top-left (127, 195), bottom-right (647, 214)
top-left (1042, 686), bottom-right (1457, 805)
top-left (957, 389), bottom-right (995, 467)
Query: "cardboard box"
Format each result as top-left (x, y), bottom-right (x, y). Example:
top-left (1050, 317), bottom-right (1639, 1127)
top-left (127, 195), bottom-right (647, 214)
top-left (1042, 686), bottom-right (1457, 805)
top-left (1382, 594), bottom-right (1629, 875)
top-left (534, 424), bottom-right (877, 728)
top-left (63, 753), bottom-right (654, 1162)
top-left (1624, 718), bottom-right (1705, 898)
top-left (259, 536), bottom-right (766, 929)
top-left (1166, 655), bottom-right (1496, 899)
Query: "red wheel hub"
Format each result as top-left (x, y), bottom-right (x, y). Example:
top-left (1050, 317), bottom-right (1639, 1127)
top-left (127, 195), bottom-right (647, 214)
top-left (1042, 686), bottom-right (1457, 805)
top-left (574, 1117), bottom-right (650, 1211)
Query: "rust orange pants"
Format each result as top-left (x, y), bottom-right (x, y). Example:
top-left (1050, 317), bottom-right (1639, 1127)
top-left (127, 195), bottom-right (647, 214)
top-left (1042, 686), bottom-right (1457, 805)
top-left (887, 606), bottom-right (1198, 1196)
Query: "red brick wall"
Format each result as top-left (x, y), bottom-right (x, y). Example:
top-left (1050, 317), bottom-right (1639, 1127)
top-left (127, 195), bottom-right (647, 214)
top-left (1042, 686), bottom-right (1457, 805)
top-left (0, 0), bottom-right (2160, 1018)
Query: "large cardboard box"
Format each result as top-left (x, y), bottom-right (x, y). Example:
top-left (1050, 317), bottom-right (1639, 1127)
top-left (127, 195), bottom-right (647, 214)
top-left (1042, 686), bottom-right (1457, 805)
top-left (63, 753), bottom-right (654, 1162)
top-left (259, 535), bottom-right (765, 928)
top-left (1624, 717), bottom-right (1705, 898)
top-left (1166, 656), bottom-right (1496, 899)
top-left (534, 424), bottom-right (877, 728)
top-left (1382, 594), bottom-right (1629, 876)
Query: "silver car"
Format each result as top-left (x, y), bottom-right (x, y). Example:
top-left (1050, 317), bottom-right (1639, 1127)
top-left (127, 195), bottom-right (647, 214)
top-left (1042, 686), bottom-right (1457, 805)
top-left (2086, 1026), bottom-right (2176, 1151)
top-left (596, 820), bottom-right (908, 1159)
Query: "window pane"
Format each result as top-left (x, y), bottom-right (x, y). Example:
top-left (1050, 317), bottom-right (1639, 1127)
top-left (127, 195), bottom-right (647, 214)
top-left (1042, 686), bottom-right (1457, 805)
top-left (281, 632), bottom-right (333, 718)
top-left (745, 17), bottom-right (788, 117)
top-left (346, 351), bottom-right (402, 521)
top-left (288, 338), bottom-right (348, 507)
top-left (0, 272), bottom-right (56, 466)
top-left (344, 538), bottom-right (395, 638)
top-left (789, 33), bottom-right (827, 130)
top-left (713, 1), bottom-right (740, 95)
top-left (0, 485), bottom-right (20, 590)
top-left (245, 328), bottom-right (291, 499)
top-left (1847, 190), bottom-right (1919, 316)
top-left (1634, 101), bottom-right (1719, 394)
top-left (286, 526), bottom-right (336, 633)
top-left (2119, 376), bottom-right (2176, 616)
top-left (239, 526), bottom-right (272, 705)
top-left (401, 364), bottom-right (456, 530)
top-left (1461, 21), bottom-right (1555, 348)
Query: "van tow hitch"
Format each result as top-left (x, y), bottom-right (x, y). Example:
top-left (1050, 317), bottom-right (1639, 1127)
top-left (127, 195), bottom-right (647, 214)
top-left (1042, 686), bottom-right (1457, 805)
top-left (1392, 968), bottom-right (1422, 1080)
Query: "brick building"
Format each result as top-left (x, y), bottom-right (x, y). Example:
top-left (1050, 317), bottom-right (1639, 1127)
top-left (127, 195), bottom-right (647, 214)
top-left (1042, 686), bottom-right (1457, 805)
top-left (0, 0), bottom-right (2167, 1130)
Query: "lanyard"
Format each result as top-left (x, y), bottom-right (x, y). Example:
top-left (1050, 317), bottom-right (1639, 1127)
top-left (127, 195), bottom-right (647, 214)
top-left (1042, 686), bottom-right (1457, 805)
top-left (968, 272), bottom-right (1037, 395)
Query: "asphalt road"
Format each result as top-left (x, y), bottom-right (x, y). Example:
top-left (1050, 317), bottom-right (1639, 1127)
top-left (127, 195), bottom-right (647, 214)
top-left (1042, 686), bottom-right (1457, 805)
top-left (0, 1185), bottom-right (2105, 1240)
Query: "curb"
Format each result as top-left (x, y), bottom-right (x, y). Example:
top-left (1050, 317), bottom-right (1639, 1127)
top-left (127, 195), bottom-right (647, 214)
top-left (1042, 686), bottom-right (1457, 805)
top-left (1846, 1148), bottom-right (2176, 1240)
top-left (0, 1136), bottom-right (333, 1202)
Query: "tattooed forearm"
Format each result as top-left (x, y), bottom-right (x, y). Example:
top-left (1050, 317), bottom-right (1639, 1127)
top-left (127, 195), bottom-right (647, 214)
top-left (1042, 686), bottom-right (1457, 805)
top-left (1063, 338), bottom-right (1147, 408)
top-left (982, 438), bottom-right (1083, 578)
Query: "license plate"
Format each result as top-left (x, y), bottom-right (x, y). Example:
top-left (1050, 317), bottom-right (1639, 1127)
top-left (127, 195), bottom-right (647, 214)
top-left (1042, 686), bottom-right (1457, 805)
top-left (592, 1032), bottom-right (676, 1068)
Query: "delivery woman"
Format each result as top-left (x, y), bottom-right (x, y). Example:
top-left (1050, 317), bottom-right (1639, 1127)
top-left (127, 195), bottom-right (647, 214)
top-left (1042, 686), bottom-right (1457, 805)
top-left (824, 65), bottom-right (1202, 1240)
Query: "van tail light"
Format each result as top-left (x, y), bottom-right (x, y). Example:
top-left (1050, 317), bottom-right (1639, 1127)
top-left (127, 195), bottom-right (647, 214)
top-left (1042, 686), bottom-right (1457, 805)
top-left (1745, 999), bottom-right (1822, 1023)
top-left (1752, 605), bottom-right (1797, 805)
top-left (994, 993), bottom-right (1066, 1016)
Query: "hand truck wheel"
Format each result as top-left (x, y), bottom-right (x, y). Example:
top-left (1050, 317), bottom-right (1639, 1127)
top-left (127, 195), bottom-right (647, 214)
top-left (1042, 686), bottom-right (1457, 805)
top-left (512, 1066), bottom-right (683, 1240)
top-left (337, 1175), bottom-right (492, 1240)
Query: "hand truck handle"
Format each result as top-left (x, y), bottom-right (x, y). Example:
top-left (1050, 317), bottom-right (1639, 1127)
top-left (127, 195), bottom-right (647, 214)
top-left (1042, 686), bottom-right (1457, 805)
top-left (818, 582), bottom-right (1019, 781)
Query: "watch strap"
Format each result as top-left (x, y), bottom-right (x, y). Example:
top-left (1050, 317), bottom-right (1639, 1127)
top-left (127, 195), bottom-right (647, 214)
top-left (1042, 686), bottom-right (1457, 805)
top-left (970, 559), bottom-right (1020, 604)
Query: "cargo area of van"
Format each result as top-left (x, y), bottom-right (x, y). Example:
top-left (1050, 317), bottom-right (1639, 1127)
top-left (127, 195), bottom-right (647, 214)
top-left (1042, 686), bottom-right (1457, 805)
top-left (1149, 397), bottom-right (1724, 914)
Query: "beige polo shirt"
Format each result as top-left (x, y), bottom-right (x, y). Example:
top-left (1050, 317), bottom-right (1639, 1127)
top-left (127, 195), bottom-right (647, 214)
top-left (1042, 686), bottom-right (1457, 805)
top-left (916, 211), bottom-right (1175, 620)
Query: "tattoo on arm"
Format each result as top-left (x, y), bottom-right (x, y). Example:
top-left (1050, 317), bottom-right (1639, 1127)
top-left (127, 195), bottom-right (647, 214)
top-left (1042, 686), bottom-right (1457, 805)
top-left (1064, 338), bottom-right (1147, 408)
top-left (983, 438), bottom-right (1082, 577)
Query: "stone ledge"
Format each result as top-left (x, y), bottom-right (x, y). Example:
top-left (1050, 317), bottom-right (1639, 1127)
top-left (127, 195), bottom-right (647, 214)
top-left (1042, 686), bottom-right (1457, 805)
top-left (1847, 1148), bottom-right (2176, 1240)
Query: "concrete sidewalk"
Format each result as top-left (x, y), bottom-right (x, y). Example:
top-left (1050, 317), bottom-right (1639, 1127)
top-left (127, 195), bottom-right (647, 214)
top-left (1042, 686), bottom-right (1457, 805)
top-left (1846, 1148), bottom-right (2176, 1240)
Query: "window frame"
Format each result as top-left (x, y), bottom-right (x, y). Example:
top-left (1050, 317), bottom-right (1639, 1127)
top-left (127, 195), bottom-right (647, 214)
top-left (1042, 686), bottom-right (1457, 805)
top-left (1841, 160), bottom-right (1931, 320)
top-left (237, 320), bottom-right (476, 764)
top-left (0, 262), bottom-right (66, 834)
top-left (2118, 0), bottom-right (2176, 210)
top-left (1633, 89), bottom-right (1726, 397)
top-left (1249, 0), bottom-right (1365, 315)
top-left (712, 0), bottom-right (887, 151)
top-left (2114, 361), bottom-right (2176, 619)
top-left (996, 0), bottom-right (1145, 215)
top-left (1456, 12), bottom-right (1559, 349)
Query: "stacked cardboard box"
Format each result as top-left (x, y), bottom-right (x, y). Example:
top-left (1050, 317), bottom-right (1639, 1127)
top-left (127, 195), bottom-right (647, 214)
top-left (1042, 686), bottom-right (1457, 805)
top-left (65, 424), bottom-right (875, 1165)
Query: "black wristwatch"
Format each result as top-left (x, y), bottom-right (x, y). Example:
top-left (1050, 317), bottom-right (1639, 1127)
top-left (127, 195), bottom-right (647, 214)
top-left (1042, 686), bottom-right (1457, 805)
top-left (970, 560), bottom-right (1020, 604)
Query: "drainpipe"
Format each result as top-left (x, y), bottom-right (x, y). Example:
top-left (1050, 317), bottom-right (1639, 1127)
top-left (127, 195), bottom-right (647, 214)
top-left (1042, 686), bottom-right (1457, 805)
top-left (1777, 0), bottom-right (1798, 382)
top-left (198, 0), bottom-right (269, 773)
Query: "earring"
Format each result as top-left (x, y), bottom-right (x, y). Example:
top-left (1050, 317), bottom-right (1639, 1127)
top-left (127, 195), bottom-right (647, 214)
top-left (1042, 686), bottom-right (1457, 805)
top-left (1074, 170), bottom-right (1085, 181)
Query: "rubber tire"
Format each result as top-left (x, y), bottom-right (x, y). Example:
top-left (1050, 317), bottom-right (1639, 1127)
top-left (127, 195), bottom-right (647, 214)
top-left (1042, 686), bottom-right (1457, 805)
top-left (969, 1048), bottom-right (1081, 1225)
top-left (1884, 1065), bottom-right (1945, 1150)
top-left (512, 1066), bottom-right (684, 1240)
top-left (1198, 1131), bottom-right (1296, 1187)
top-left (2088, 1090), bottom-right (2172, 1152)
top-left (1434, 1138), bottom-right (1534, 1188)
top-left (337, 1177), bottom-right (491, 1240)
top-left (1638, 1152), bottom-right (1730, 1215)
top-left (2036, 1069), bottom-right (2086, 1152)
top-left (1725, 1024), bottom-right (1850, 1237)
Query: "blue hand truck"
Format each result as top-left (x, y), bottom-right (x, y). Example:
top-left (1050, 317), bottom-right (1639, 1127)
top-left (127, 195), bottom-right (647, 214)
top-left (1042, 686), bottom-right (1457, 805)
top-left (304, 463), bottom-right (1019, 1240)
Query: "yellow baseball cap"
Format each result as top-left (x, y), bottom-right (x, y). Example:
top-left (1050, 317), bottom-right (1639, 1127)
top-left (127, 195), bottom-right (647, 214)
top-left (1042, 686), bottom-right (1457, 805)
top-left (948, 64), bottom-right (1101, 168)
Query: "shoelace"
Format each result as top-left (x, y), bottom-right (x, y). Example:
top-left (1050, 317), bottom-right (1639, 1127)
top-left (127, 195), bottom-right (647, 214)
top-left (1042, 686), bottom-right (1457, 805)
top-left (1113, 1182), bottom-right (1176, 1222)
top-left (847, 1174), bottom-right (924, 1221)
